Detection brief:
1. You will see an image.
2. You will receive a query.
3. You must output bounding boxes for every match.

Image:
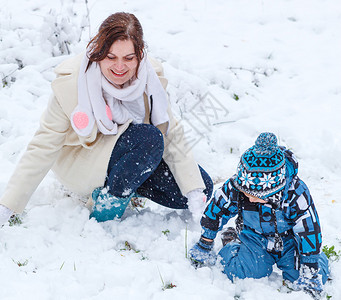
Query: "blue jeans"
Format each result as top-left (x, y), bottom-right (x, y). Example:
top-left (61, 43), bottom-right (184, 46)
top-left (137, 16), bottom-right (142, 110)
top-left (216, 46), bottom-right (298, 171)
top-left (105, 124), bottom-right (213, 208)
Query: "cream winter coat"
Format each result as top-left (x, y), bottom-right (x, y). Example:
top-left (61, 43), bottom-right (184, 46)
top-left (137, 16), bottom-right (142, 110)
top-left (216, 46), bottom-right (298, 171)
top-left (0, 54), bottom-right (205, 213)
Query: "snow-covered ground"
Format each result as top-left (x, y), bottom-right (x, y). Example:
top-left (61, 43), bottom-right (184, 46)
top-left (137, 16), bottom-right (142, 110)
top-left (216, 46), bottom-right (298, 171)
top-left (0, 0), bottom-right (340, 299)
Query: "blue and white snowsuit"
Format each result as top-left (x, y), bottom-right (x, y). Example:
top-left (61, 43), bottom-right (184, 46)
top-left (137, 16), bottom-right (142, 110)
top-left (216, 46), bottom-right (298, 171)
top-left (201, 148), bottom-right (329, 283)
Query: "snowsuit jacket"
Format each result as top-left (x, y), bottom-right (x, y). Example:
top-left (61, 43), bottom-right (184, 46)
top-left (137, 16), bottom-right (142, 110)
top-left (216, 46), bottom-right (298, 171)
top-left (201, 148), bottom-right (322, 265)
top-left (0, 53), bottom-right (205, 213)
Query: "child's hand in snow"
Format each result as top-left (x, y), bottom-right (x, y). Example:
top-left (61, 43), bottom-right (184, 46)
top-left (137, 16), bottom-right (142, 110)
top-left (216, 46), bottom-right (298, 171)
top-left (293, 264), bottom-right (323, 299)
top-left (189, 236), bottom-right (216, 268)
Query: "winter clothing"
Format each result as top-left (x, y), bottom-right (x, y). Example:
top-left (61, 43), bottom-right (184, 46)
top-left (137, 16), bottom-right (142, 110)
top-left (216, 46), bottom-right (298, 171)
top-left (186, 189), bottom-right (208, 222)
top-left (0, 53), bottom-right (206, 214)
top-left (0, 204), bottom-right (12, 226)
top-left (233, 132), bottom-right (286, 207)
top-left (193, 132), bottom-right (329, 295)
top-left (221, 227), bottom-right (239, 246)
top-left (72, 53), bottom-right (169, 136)
top-left (293, 264), bottom-right (324, 299)
top-left (136, 160), bottom-right (213, 209)
top-left (105, 123), bottom-right (164, 197)
top-left (94, 122), bottom-right (213, 214)
top-left (90, 187), bottom-right (134, 222)
top-left (89, 118), bottom-right (213, 222)
top-left (217, 227), bottom-right (328, 284)
top-left (189, 237), bottom-right (217, 267)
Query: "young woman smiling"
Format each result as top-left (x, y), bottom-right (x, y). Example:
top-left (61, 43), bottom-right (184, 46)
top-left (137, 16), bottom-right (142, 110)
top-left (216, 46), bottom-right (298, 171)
top-left (0, 12), bottom-right (213, 224)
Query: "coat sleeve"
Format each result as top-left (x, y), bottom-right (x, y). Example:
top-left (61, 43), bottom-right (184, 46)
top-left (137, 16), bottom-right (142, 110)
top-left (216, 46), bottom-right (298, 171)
top-left (200, 179), bottom-right (239, 239)
top-left (285, 178), bottom-right (322, 264)
top-left (0, 96), bottom-right (69, 213)
top-left (162, 107), bottom-right (206, 195)
top-left (149, 57), bottom-right (206, 195)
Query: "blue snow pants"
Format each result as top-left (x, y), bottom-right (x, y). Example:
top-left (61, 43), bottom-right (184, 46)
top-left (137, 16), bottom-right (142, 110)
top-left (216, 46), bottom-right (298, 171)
top-left (105, 123), bottom-right (213, 208)
top-left (218, 227), bottom-right (329, 283)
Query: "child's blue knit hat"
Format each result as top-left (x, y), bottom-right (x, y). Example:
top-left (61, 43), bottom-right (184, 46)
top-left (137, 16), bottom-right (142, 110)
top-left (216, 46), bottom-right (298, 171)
top-left (233, 132), bottom-right (286, 204)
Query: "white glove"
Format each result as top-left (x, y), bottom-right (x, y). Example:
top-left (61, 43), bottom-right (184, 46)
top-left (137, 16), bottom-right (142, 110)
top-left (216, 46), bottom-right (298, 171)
top-left (186, 189), bottom-right (207, 223)
top-left (0, 204), bottom-right (13, 226)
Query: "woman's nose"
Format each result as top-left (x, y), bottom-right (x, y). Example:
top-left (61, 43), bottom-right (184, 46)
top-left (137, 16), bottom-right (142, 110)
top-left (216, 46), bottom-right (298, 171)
top-left (114, 59), bottom-right (125, 71)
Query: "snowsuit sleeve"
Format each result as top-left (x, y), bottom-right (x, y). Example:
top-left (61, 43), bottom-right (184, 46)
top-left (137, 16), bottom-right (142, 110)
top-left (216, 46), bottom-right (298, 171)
top-left (200, 178), bottom-right (239, 239)
top-left (284, 178), bottom-right (322, 264)
top-left (0, 96), bottom-right (69, 213)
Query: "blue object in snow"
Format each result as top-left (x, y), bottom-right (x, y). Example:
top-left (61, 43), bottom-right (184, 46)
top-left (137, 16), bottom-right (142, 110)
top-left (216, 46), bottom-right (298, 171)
top-left (189, 237), bottom-right (217, 267)
top-left (90, 187), bottom-right (133, 222)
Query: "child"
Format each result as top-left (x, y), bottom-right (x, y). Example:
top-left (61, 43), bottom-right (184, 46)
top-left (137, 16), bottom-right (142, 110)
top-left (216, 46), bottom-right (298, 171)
top-left (189, 132), bottom-right (329, 298)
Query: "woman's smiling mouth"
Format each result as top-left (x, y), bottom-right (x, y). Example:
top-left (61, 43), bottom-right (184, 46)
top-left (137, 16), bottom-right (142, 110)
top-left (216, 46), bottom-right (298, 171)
top-left (111, 69), bottom-right (128, 77)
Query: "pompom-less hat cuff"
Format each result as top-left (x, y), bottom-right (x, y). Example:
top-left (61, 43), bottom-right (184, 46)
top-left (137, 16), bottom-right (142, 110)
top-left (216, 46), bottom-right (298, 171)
top-left (233, 177), bottom-right (285, 208)
top-left (233, 174), bottom-right (286, 198)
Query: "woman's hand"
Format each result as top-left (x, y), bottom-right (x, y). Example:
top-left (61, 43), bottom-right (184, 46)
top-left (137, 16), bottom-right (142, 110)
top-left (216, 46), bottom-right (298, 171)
top-left (186, 189), bottom-right (207, 222)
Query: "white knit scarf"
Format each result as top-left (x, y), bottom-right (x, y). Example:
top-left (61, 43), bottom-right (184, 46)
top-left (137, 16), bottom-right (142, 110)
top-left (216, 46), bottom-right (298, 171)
top-left (71, 53), bottom-right (169, 136)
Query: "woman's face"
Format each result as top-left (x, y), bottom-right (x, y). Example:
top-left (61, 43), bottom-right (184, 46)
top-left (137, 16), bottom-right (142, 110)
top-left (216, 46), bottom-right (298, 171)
top-left (99, 39), bottom-right (139, 86)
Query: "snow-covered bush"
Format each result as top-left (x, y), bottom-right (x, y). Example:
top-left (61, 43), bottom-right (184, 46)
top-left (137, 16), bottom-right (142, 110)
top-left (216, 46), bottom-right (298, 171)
top-left (41, 3), bottom-right (89, 57)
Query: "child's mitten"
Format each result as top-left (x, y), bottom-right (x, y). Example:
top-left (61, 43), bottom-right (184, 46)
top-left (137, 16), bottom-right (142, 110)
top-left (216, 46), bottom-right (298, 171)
top-left (294, 263), bottom-right (323, 299)
top-left (189, 236), bottom-right (216, 267)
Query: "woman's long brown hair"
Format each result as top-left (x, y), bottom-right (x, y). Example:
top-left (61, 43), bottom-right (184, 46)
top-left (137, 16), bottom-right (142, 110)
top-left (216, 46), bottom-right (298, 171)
top-left (86, 12), bottom-right (145, 76)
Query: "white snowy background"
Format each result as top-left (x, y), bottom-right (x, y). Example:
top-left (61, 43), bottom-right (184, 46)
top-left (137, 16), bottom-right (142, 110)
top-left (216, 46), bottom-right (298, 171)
top-left (0, 0), bottom-right (340, 299)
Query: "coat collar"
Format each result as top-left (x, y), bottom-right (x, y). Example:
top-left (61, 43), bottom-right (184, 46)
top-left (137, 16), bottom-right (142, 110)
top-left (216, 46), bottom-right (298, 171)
top-left (51, 53), bottom-right (84, 118)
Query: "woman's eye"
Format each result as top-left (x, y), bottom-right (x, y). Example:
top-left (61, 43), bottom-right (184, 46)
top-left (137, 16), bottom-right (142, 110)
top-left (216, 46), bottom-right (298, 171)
top-left (125, 56), bottom-right (134, 61)
top-left (107, 56), bottom-right (115, 60)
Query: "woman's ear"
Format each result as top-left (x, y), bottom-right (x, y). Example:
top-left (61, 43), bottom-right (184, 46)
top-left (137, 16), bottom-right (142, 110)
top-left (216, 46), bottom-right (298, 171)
top-left (140, 48), bottom-right (146, 59)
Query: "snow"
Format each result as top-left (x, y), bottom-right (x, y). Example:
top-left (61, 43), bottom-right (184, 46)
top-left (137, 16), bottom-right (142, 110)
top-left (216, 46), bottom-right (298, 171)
top-left (0, 0), bottom-right (340, 299)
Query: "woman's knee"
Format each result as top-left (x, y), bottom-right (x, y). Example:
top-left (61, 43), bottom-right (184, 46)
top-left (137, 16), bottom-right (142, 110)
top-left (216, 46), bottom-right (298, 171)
top-left (127, 124), bottom-right (164, 159)
top-left (135, 124), bottom-right (163, 148)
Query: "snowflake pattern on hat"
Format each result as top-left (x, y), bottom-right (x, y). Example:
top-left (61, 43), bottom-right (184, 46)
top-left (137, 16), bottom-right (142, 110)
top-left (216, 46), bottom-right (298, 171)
top-left (234, 132), bottom-right (286, 203)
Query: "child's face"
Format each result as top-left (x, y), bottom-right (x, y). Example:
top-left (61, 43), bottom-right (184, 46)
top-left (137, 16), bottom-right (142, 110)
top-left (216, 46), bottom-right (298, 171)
top-left (242, 191), bottom-right (268, 204)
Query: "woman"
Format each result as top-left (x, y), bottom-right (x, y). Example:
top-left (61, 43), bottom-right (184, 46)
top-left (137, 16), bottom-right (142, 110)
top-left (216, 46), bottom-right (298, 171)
top-left (0, 12), bottom-right (213, 224)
